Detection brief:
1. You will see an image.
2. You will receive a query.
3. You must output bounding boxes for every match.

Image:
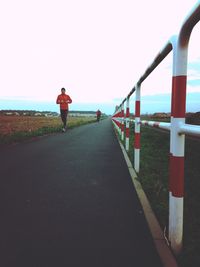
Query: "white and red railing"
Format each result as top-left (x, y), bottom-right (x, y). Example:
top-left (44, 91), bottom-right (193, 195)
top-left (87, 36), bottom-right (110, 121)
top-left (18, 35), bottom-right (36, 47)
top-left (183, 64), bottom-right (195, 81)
top-left (112, 1), bottom-right (200, 255)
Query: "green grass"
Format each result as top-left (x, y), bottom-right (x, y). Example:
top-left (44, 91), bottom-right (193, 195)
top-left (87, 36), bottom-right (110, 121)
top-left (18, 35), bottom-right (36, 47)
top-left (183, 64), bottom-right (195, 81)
top-left (120, 124), bottom-right (200, 267)
top-left (0, 126), bottom-right (61, 144)
top-left (0, 118), bottom-right (96, 145)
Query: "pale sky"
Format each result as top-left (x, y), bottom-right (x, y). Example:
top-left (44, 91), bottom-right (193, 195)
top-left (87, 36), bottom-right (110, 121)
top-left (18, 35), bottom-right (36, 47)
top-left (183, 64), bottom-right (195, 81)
top-left (0, 0), bottom-right (200, 114)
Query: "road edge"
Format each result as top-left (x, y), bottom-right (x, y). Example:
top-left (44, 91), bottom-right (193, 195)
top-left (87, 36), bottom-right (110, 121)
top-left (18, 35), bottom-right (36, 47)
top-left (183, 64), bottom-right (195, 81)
top-left (116, 136), bottom-right (179, 267)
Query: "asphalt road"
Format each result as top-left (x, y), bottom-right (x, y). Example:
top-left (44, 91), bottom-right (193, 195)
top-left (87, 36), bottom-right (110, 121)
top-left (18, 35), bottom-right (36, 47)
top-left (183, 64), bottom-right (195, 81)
top-left (0, 119), bottom-right (162, 267)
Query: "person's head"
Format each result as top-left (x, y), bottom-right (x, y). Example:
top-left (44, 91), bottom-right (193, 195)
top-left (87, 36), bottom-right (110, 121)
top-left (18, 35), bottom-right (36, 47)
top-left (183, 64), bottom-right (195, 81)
top-left (61, 88), bottom-right (66, 94)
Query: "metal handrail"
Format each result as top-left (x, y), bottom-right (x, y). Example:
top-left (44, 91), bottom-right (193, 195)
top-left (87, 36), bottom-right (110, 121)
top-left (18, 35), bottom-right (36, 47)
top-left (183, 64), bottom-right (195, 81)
top-left (112, 1), bottom-right (200, 255)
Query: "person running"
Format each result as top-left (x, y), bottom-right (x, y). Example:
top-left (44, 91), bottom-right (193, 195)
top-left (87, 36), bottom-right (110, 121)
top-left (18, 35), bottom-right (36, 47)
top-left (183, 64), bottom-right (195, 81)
top-left (96, 109), bottom-right (101, 122)
top-left (56, 88), bottom-right (72, 132)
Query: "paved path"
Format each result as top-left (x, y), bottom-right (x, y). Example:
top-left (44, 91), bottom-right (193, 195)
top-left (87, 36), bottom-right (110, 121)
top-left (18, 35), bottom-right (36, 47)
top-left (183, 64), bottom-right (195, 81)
top-left (0, 119), bottom-right (162, 267)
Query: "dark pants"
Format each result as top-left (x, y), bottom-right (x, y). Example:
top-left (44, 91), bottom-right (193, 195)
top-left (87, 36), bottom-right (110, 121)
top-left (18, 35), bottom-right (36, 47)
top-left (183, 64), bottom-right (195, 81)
top-left (60, 109), bottom-right (68, 128)
top-left (97, 115), bottom-right (101, 122)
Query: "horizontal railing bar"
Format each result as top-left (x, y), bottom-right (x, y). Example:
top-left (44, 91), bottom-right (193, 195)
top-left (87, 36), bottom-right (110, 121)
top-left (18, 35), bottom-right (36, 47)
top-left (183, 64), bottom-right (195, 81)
top-left (179, 1), bottom-right (200, 47)
top-left (179, 123), bottom-right (200, 137)
top-left (137, 41), bottom-right (173, 86)
top-left (130, 119), bottom-right (171, 131)
top-left (140, 120), bottom-right (171, 131)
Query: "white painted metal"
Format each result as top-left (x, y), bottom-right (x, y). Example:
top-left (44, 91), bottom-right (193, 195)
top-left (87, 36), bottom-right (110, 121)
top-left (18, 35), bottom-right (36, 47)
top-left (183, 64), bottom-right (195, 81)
top-left (134, 149), bottom-right (140, 173)
top-left (112, 1), bottom-right (200, 255)
top-left (134, 84), bottom-right (141, 173)
top-left (170, 118), bottom-right (185, 157)
top-left (121, 102), bottom-right (125, 141)
top-left (134, 118), bottom-right (140, 133)
top-left (119, 106), bottom-right (122, 137)
top-left (140, 120), bottom-right (171, 131)
top-left (170, 196), bottom-right (184, 253)
top-left (179, 123), bottom-right (200, 137)
top-left (126, 98), bottom-right (130, 151)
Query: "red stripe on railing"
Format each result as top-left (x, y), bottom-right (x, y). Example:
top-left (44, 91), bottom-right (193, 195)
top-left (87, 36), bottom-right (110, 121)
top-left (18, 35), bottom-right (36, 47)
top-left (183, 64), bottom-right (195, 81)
top-left (134, 133), bottom-right (140, 149)
top-left (112, 118), bottom-right (121, 128)
top-left (126, 107), bottom-right (130, 117)
top-left (135, 101), bottom-right (140, 117)
top-left (153, 122), bottom-right (160, 128)
top-left (169, 154), bottom-right (184, 197)
top-left (126, 128), bottom-right (130, 137)
top-left (172, 76), bottom-right (186, 118)
top-left (121, 109), bottom-right (124, 133)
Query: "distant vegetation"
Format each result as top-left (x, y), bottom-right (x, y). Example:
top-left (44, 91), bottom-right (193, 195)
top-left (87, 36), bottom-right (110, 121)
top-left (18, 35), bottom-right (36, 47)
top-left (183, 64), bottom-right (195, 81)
top-left (0, 110), bottom-right (59, 117)
top-left (186, 111), bottom-right (200, 125)
top-left (0, 109), bottom-right (107, 118)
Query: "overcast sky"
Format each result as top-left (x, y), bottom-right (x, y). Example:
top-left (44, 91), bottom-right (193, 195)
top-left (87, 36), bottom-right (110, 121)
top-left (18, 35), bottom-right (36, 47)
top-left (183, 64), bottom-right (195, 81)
top-left (0, 0), bottom-right (199, 114)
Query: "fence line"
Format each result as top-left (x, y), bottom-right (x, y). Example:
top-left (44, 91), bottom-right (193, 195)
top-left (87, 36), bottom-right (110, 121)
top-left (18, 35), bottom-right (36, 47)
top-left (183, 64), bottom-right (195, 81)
top-left (112, 1), bottom-right (200, 255)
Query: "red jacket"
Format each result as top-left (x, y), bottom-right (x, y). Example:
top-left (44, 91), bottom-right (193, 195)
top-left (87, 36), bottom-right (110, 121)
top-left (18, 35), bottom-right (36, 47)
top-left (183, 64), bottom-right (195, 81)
top-left (56, 93), bottom-right (72, 110)
top-left (96, 110), bottom-right (101, 116)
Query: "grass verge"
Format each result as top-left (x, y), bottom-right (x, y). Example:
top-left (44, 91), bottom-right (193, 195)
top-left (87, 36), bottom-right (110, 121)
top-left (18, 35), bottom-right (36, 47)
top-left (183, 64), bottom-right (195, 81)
top-left (0, 116), bottom-right (96, 145)
top-left (120, 123), bottom-right (200, 267)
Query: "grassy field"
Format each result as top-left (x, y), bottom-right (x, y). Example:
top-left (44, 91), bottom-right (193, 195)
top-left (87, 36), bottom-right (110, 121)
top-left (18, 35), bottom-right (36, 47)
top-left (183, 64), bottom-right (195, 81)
top-left (0, 115), bottom-right (96, 144)
top-left (120, 123), bottom-right (200, 267)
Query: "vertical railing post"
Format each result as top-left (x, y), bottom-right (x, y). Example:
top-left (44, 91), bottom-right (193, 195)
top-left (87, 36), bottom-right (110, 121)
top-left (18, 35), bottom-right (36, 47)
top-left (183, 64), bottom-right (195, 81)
top-left (112, 110), bottom-right (118, 131)
top-left (121, 102), bottom-right (125, 141)
top-left (134, 84), bottom-right (141, 173)
top-left (115, 106), bottom-right (120, 135)
top-left (111, 2), bottom-right (200, 256)
top-left (118, 106), bottom-right (122, 137)
top-left (125, 97), bottom-right (130, 151)
top-left (118, 108), bottom-right (121, 134)
top-left (169, 35), bottom-right (187, 255)
top-left (115, 109), bottom-right (118, 133)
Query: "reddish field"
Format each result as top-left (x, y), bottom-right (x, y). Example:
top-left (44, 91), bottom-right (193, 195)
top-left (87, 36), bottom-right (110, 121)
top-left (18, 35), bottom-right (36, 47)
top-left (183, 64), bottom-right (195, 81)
top-left (0, 115), bottom-right (94, 135)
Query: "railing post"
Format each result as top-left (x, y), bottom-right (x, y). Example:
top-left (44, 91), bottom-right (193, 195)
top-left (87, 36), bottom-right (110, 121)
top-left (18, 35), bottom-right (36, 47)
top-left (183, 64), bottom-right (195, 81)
top-left (116, 109), bottom-right (120, 134)
top-left (134, 84), bottom-right (141, 173)
top-left (168, 35), bottom-right (187, 255)
top-left (121, 102), bottom-right (125, 141)
top-left (119, 108), bottom-right (121, 134)
top-left (111, 1), bottom-right (200, 257)
top-left (112, 111), bottom-right (118, 131)
top-left (125, 97), bottom-right (130, 151)
top-left (115, 109), bottom-right (118, 133)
